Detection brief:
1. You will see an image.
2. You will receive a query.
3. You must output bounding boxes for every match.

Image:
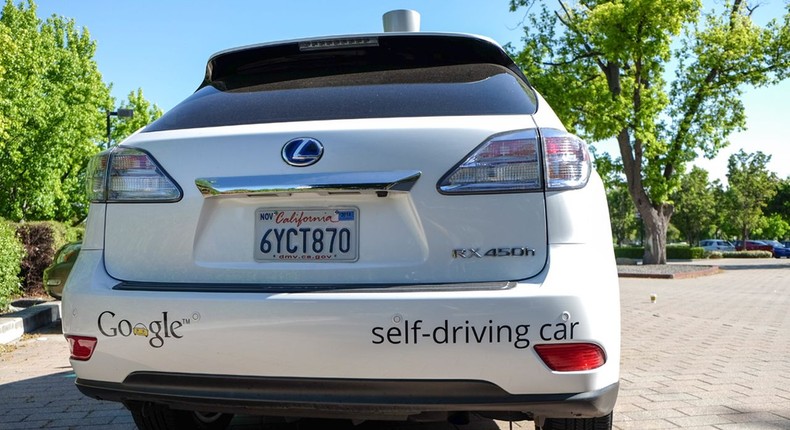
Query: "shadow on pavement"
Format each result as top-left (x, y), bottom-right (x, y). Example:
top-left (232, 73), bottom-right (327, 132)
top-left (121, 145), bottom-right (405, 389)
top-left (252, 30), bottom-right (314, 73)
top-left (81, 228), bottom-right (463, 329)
top-left (719, 262), bottom-right (790, 271)
top-left (32, 319), bottom-right (64, 335)
top-left (229, 415), bottom-right (504, 430)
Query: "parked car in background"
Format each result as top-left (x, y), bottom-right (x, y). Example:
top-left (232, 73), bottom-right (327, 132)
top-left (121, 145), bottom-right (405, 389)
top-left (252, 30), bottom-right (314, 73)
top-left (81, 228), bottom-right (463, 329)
top-left (734, 240), bottom-right (774, 253)
top-left (43, 242), bottom-right (81, 300)
top-left (699, 239), bottom-right (735, 252)
top-left (760, 240), bottom-right (790, 258)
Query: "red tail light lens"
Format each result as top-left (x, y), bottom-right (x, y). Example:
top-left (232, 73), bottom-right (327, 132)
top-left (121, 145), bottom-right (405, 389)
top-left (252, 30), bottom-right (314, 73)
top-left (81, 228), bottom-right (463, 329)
top-left (66, 335), bottom-right (97, 361)
top-left (534, 343), bottom-right (606, 371)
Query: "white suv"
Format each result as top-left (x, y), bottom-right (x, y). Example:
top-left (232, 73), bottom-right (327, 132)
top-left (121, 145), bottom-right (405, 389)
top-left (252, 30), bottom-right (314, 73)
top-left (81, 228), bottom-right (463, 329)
top-left (62, 21), bottom-right (620, 430)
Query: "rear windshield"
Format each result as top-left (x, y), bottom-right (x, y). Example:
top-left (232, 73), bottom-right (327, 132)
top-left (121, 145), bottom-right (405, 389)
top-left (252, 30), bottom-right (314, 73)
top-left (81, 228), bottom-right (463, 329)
top-left (145, 63), bottom-right (536, 132)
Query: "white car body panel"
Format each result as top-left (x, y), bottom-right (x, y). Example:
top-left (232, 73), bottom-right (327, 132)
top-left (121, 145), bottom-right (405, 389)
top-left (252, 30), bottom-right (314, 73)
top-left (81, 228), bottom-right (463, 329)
top-left (64, 240), bottom-right (619, 395)
top-left (102, 116), bottom-right (549, 284)
top-left (62, 31), bottom-right (620, 425)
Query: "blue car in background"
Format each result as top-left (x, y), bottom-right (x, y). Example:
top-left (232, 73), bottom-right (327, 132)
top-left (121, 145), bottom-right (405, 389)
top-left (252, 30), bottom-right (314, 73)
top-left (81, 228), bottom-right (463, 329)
top-left (761, 240), bottom-right (790, 258)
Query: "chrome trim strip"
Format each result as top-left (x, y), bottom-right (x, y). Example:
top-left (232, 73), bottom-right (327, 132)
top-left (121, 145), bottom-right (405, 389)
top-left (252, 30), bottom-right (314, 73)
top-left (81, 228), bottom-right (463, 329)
top-left (195, 170), bottom-right (421, 197)
top-left (113, 280), bottom-right (515, 293)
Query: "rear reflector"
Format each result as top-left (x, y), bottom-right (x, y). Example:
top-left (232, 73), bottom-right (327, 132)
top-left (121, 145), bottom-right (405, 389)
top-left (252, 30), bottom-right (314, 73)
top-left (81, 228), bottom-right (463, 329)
top-left (534, 343), bottom-right (606, 371)
top-left (66, 335), bottom-right (97, 361)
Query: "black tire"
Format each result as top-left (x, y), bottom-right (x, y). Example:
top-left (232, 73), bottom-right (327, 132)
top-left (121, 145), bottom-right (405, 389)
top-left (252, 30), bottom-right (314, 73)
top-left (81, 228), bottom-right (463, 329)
top-left (536, 412), bottom-right (613, 430)
top-left (127, 401), bottom-right (233, 430)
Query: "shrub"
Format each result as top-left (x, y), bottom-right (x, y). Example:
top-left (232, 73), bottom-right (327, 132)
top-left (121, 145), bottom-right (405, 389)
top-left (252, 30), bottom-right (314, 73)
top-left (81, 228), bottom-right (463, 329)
top-left (15, 221), bottom-right (83, 296)
top-left (614, 246), bottom-right (705, 260)
top-left (705, 251), bottom-right (723, 259)
top-left (613, 246), bottom-right (643, 259)
top-left (666, 246), bottom-right (705, 260)
top-left (721, 250), bottom-right (772, 258)
top-left (0, 220), bottom-right (25, 310)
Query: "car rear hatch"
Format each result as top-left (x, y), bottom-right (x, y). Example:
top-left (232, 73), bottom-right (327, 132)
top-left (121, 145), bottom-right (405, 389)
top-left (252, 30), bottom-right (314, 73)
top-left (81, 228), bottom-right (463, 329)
top-left (93, 34), bottom-right (583, 288)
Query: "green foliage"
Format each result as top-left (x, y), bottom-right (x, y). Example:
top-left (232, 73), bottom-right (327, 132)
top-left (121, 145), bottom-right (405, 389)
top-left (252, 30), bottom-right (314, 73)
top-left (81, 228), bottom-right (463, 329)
top-left (110, 88), bottom-right (164, 145)
top-left (668, 246), bottom-right (705, 260)
top-left (597, 152), bottom-right (638, 245)
top-left (613, 247), bottom-right (644, 259)
top-left (0, 219), bottom-right (24, 310)
top-left (724, 150), bottom-right (778, 240)
top-left (509, 0), bottom-right (790, 264)
top-left (754, 213), bottom-right (790, 240)
top-left (615, 246), bottom-right (704, 259)
top-left (766, 177), bottom-right (790, 223)
top-left (0, 0), bottom-right (112, 223)
top-left (672, 166), bottom-right (716, 244)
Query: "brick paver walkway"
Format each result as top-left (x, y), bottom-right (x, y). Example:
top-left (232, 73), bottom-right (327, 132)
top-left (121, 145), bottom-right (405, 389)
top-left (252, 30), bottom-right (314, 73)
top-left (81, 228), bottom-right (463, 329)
top-left (614, 259), bottom-right (790, 429)
top-left (1, 258), bottom-right (788, 429)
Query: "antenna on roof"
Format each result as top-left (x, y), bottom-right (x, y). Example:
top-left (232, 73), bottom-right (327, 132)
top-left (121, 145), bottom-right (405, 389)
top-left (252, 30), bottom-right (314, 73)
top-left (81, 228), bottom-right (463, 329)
top-left (382, 10), bottom-right (420, 32)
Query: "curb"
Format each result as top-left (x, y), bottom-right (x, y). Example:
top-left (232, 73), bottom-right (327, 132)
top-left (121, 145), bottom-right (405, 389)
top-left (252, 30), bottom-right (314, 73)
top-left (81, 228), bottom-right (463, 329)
top-left (0, 302), bottom-right (61, 344)
top-left (618, 266), bottom-right (721, 279)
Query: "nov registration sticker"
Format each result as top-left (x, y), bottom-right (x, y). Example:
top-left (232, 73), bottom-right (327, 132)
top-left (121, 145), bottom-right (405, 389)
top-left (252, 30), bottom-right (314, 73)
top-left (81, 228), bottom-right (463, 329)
top-left (254, 208), bottom-right (359, 262)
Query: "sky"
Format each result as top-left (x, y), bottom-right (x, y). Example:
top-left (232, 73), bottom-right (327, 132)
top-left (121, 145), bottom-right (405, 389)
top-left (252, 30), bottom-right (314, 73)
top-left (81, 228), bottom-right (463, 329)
top-left (32, 0), bottom-right (790, 182)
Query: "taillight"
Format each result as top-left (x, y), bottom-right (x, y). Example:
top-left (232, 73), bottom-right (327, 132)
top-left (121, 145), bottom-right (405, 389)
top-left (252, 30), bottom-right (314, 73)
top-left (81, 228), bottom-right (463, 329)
top-left (543, 129), bottom-right (591, 190)
top-left (86, 147), bottom-right (182, 202)
top-left (437, 128), bottom-right (590, 194)
top-left (534, 343), bottom-right (606, 371)
top-left (66, 335), bottom-right (97, 361)
top-left (438, 130), bottom-right (541, 194)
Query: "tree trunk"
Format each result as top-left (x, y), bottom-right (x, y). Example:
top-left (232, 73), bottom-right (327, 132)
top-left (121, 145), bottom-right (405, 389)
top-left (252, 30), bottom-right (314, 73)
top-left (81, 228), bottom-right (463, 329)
top-left (641, 204), bottom-right (672, 264)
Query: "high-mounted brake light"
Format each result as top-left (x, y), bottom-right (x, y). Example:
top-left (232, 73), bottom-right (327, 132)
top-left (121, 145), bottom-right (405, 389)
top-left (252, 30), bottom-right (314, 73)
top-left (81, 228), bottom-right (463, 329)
top-left (534, 343), bottom-right (606, 371)
top-left (86, 147), bottom-right (182, 203)
top-left (438, 130), bottom-right (541, 194)
top-left (66, 335), bottom-right (97, 361)
top-left (299, 37), bottom-right (379, 52)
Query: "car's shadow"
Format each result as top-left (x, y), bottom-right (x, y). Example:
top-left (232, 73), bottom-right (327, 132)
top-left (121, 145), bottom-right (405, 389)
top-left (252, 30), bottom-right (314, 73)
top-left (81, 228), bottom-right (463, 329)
top-left (231, 415), bottom-right (505, 430)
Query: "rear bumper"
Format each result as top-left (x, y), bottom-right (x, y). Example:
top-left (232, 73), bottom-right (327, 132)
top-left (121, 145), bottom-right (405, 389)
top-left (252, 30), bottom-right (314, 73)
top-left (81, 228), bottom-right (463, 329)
top-left (77, 373), bottom-right (619, 421)
top-left (63, 244), bottom-right (620, 420)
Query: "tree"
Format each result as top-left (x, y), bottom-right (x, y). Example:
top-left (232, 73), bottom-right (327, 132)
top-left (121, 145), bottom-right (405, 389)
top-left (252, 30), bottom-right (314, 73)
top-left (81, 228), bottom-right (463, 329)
top-left (509, 0), bottom-right (790, 263)
top-left (595, 152), bottom-right (637, 246)
top-left (110, 88), bottom-right (164, 145)
top-left (766, 177), bottom-right (790, 220)
top-left (671, 166), bottom-right (715, 245)
top-left (757, 214), bottom-right (790, 240)
top-left (0, 0), bottom-right (111, 222)
top-left (724, 150), bottom-right (777, 241)
top-left (708, 179), bottom-right (729, 239)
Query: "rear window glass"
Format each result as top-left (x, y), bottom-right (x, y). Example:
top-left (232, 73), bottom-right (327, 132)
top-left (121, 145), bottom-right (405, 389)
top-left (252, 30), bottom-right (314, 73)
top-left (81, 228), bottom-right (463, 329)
top-left (144, 63), bottom-right (537, 132)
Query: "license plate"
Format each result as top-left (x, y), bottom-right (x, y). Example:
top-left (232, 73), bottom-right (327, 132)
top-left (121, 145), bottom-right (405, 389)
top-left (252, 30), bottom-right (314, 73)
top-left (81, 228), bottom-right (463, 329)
top-left (254, 208), bottom-right (358, 262)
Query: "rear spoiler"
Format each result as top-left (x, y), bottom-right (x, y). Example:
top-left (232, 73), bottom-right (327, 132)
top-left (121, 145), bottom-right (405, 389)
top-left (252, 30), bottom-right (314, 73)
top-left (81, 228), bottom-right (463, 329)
top-left (200, 33), bottom-right (530, 91)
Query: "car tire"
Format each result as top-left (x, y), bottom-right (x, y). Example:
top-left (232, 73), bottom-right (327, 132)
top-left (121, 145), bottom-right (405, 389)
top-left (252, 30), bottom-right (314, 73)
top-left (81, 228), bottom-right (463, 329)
top-left (127, 401), bottom-right (233, 430)
top-left (536, 412), bottom-right (613, 430)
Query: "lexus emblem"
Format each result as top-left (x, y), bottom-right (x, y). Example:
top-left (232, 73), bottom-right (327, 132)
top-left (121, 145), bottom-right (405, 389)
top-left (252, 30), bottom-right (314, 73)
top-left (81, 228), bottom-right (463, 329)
top-left (282, 137), bottom-right (324, 167)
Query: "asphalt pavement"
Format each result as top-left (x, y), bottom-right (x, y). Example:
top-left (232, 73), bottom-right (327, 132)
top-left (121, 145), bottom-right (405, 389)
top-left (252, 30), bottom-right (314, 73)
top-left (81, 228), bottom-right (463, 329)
top-left (1, 258), bottom-right (789, 429)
